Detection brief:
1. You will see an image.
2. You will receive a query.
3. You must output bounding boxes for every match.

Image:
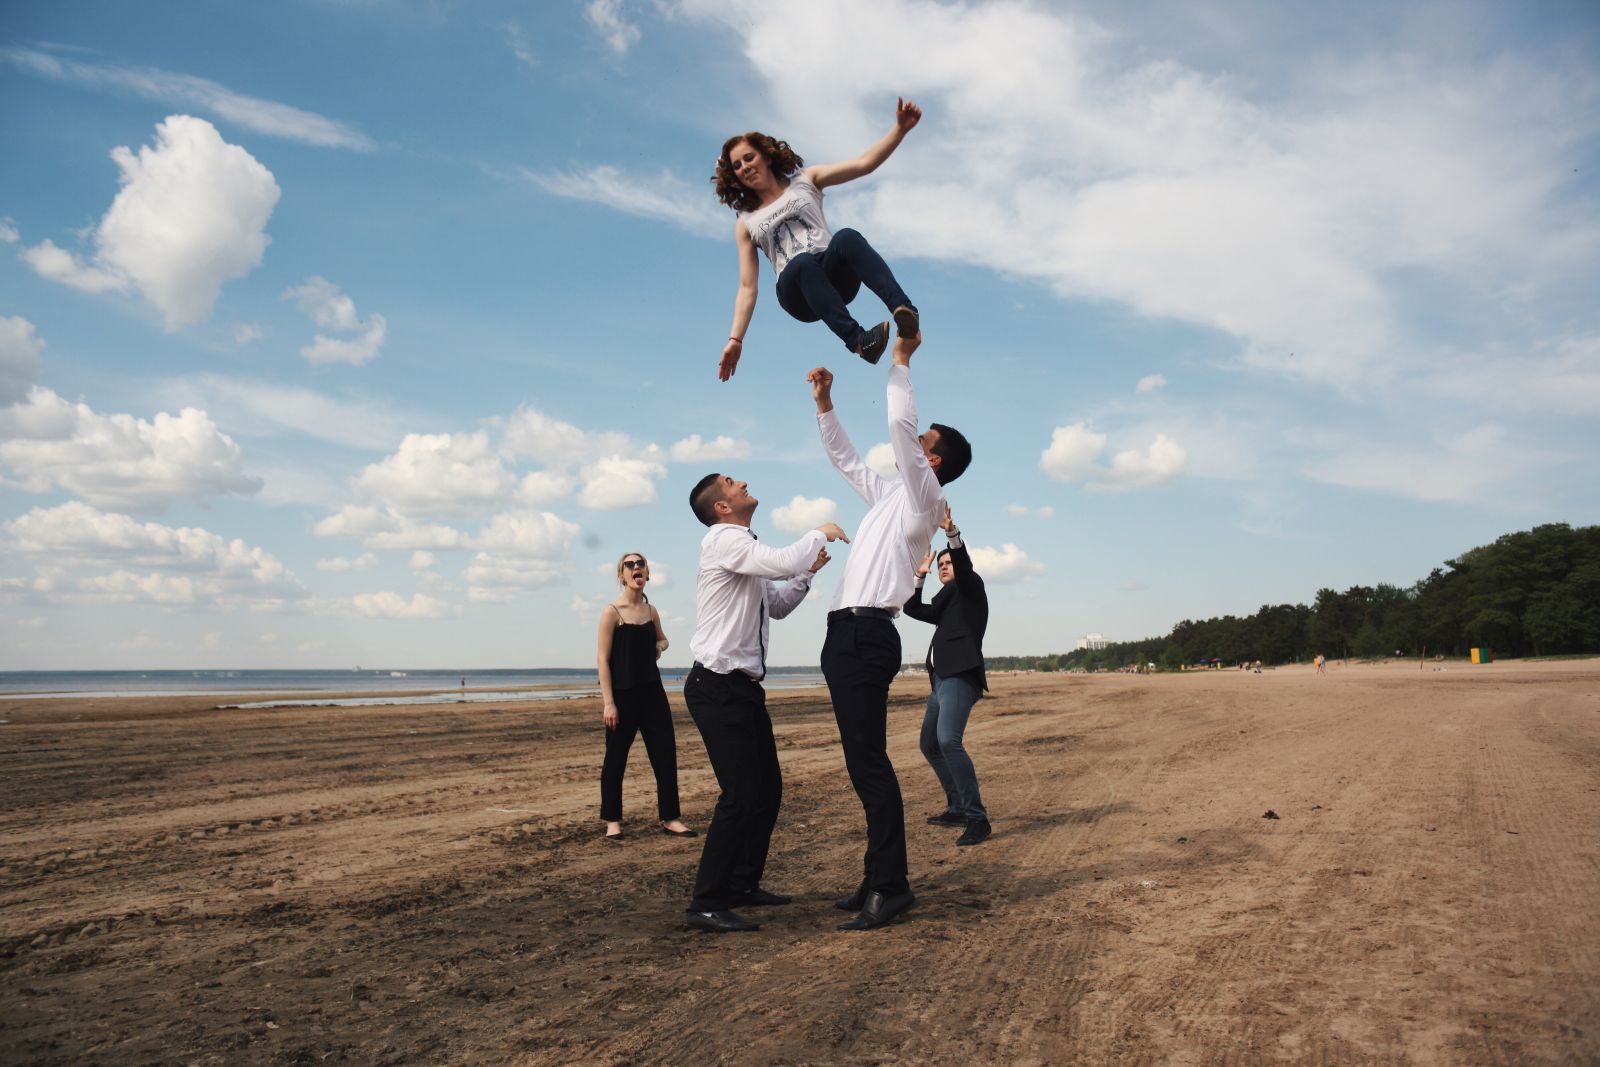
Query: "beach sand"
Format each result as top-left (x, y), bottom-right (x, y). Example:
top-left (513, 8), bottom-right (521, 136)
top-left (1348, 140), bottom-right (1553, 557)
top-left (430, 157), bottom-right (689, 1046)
top-left (1, 659), bottom-right (1596, 1064)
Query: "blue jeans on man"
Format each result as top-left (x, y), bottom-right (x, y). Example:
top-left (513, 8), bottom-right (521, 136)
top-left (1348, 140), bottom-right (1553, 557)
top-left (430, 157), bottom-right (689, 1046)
top-left (920, 671), bottom-right (985, 821)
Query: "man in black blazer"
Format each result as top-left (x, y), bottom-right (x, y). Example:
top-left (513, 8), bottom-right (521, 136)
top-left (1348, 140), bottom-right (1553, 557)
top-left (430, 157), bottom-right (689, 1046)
top-left (902, 505), bottom-right (991, 845)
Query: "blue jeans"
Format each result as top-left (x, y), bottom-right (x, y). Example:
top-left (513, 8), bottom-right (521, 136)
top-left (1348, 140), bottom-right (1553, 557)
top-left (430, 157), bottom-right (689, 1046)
top-left (920, 672), bottom-right (985, 821)
top-left (775, 228), bottom-right (914, 351)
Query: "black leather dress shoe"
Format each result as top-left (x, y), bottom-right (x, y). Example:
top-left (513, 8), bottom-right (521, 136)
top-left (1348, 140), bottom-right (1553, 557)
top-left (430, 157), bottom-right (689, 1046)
top-left (834, 877), bottom-right (868, 911)
top-left (661, 824), bottom-right (698, 837)
top-left (837, 889), bottom-right (915, 931)
top-left (927, 811), bottom-right (965, 826)
top-left (956, 818), bottom-right (993, 846)
top-left (684, 909), bottom-right (759, 933)
top-left (735, 887), bottom-right (791, 907)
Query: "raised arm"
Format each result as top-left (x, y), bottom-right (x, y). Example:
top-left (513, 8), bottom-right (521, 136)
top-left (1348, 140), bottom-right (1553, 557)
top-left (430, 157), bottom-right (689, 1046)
top-left (941, 509), bottom-right (986, 602)
top-left (888, 334), bottom-right (944, 515)
top-left (902, 548), bottom-right (939, 624)
top-left (805, 98), bottom-right (922, 189)
top-left (720, 219), bottom-right (761, 382)
top-left (810, 365), bottom-right (884, 505)
top-left (712, 524), bottom-right (843, 579)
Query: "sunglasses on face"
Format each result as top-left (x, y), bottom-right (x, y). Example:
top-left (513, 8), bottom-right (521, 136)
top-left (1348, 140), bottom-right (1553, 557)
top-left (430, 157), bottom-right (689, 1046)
top-left (622, 560), bottom-right (648, 571)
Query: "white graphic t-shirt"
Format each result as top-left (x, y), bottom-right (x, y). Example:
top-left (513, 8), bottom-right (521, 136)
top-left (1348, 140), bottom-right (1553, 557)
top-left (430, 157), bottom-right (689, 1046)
top-left (740, 171), bottom-right (833, 279)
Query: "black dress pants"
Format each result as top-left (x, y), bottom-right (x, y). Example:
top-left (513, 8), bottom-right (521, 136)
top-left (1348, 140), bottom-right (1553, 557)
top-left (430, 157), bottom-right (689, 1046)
top-left (598, 682), bottom-right (680, 822)
top-left (821, 613), bottom-right (910, 896)
top-left (684, 665), bottom-right (782, 912)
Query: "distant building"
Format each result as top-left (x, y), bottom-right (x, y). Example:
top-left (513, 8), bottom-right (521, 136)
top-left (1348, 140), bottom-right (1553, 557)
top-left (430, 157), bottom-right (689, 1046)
top-left (1077, 632), bottom-right (1108, 650)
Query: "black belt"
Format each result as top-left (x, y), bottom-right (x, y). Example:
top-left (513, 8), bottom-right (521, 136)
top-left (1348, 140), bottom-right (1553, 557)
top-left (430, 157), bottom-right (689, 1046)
top-left (827, 606), bottom-right (897, 621)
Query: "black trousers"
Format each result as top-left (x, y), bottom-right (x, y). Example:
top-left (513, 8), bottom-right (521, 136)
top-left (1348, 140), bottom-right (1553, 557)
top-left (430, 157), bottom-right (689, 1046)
top-left (598, 681), bottom-right (680, 822)
top-left (821, 613), bottom-right (910, 896)
top-left (684, 665), bottom-right (782, 912)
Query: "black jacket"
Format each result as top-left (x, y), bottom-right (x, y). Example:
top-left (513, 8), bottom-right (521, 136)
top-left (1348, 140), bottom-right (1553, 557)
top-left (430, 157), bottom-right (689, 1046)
top-left (903, 541), bottom-right (988, 692)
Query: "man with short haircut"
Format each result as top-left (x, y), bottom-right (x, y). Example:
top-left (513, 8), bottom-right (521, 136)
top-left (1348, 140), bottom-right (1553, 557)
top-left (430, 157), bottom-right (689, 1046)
top-left (807, 331), bottom-right (973, 930)
top-left (682, 472), bottom-right (846, 934)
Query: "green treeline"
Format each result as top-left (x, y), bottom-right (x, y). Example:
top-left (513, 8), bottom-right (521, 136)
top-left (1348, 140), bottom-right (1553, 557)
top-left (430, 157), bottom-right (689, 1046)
top-left (985, 523), bottom-right (1600, 672)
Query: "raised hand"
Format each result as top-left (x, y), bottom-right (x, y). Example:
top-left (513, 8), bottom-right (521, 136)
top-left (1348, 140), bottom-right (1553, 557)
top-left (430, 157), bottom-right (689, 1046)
top-left (939, 502), bottom-right (954, 534)
top-left (896, 97), bottom-right (922, 133)
top-left (807, 366), bottom-right (834, 412)
top-left (809, 547), bottom-right (832, 574)
top-left (915, 548), bottom-right (934, 578)
top-left (719, 338), bottom-right (743, 382)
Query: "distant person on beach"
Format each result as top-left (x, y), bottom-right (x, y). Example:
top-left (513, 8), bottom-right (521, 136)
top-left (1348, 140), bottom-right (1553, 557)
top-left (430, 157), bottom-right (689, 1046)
top-left (597, 552), bottom-right (695, 842)
top-left (1316, 653), bottom-right (1326, 675)
top-left (809, 331), bottom-right (973, 931)
top-left (712, 97), bottom-right (923, 381)
top-left (682, 474), bottom-right (844, 933)
top-left (903, 503), bottom-right (991, 847)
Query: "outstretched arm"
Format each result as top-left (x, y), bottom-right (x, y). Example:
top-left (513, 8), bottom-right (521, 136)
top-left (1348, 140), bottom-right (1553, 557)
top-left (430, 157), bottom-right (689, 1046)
top-left (806, 98), bottom-right (922, 189)
top-left (942, 509), bottom-right (986, 603)
top-left (720, 220), bottom-right (761, 381)
top-left (887, 334), bottom-right (944, 515)
top-left (810, 365), bottom-right (884, 505)
top-left (902, 548), bottom-right (939, 623)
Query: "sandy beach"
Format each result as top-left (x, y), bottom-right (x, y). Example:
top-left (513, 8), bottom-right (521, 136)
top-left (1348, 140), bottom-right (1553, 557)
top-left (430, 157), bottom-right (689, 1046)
top-left (1, 659), bottom-right (1597, 1065)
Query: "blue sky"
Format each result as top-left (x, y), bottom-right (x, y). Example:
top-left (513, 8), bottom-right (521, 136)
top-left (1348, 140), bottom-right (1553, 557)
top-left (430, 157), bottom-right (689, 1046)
top-left (2, 0), bottom-right (1597, 670)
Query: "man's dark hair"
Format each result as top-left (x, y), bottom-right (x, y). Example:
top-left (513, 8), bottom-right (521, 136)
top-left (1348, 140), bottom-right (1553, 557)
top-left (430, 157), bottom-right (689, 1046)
top-left (936, 547), bottom-right (954, 567)
top-left (690, 472), bottom-right (723, 526)
top-left (929, 423), bottom-right (972, 485)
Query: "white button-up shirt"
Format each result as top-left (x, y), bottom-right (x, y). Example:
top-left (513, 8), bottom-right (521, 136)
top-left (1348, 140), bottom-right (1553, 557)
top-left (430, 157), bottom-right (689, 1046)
top-left (821, 364), bottom-right (946, 613)
top-left (688, 523), bottom-right (824, 679)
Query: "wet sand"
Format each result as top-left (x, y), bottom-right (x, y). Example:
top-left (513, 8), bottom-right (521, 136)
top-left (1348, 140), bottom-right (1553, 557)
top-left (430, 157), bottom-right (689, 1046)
top-left (1, 659), bottom-right (1597, 1064)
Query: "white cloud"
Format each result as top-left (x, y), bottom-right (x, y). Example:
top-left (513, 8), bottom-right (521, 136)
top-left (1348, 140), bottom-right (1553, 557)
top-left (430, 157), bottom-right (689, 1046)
top-left (312, 504), bottom-right (470, 551)
top-left (1303, 423), bottom-right (1548, 505)
top-left (6, 500), bottom-right (305, 604)
top-left (1428, 334), bottom-right (1600, 416)
top-left (0, 217), bottom-right (18, 243)
top-left (660, 3), bottom-right (1600, 387)
top-left (523, 165), bottom-right (723, 238)
top-left (670, 433), bottom-right (752, 463)
top-left (1136, 374), bottom-right (1168, 394)
top-left (353, 431), bottom-right (514, 517)
top-left (1040, 423), bottom-right (1108, 482)
top-left (463, 553), bottom-right (569, 602)
top-left (502, 22), bottom-right (538, 69)
top-left (409, 551), bottom-right (436, 572)
top-left (472, 511), bottom-right (580, 557)
top-left (968, 543), bottom-right (1045, 583)
top-left (0, 389), bottom-right (261, 512)
top-left (585, 0), bottom-right (641, 56)
top-left (502, 407), bottom-right (633, 465)
top-left (166, 375), bottom-right (405, 450)
top-left (1003, 504), bottom-right (1029, 516)
top-left (233, 323), bottom-right (262, 345)
top-left (515, 470), bottom-right (576, 505)
top-left (24, 115), bottom-right (280, 329)
top-left (1037, 505), bottom-right (1055, 518)
top-left (1041, 422), bottom-right (1188, 490)
top-left (351, 591), bottom-right (453, 619)
top-left (865, 442), bottom-right (899, 479)
top-left (1101, 433), bottom-right (1189, 491)
top-left (0, 47), bottom-right (374, 150)
top-left (577, 454), bottom-right (666, 510)
top-left (284, 277), bottom-right (387, 366)
top-left (770, 494), bottom-right (838, 533)
top-left (0, 315), bottom-right (44, 407)
top-left (316, 553), bottom-right (378, 572)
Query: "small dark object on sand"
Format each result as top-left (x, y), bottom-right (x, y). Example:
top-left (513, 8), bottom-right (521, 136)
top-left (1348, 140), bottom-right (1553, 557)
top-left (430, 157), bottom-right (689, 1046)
top-left (1263, 810), bottom-right (1280, 820)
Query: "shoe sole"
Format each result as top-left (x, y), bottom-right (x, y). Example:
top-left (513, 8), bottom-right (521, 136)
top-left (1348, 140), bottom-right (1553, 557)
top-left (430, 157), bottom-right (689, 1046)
top-left (892, 306), bottom-right (918, 338)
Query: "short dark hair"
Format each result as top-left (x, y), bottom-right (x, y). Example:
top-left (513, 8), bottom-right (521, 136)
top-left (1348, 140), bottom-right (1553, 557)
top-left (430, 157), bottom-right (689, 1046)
top-left (936, 547), bottom-right (953, 567)
top-left (929, 423), bottom-right (971, 485)
top-left (690, 472), bottom-right (723, 526)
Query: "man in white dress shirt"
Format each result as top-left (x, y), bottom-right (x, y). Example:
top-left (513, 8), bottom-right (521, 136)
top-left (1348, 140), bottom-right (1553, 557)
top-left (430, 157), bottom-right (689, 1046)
top-left (808, 331), bottom-right (973, 930)
top-left (681, 472), bottom-right (847, 934)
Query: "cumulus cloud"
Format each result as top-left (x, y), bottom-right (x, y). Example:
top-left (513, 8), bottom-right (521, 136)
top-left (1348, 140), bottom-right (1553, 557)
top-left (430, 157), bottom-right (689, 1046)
top-left (233, 323), bottom-right (263, 345)
top-left (1303, 423), bottom-right (1549, 505)
top-left (24, 116), bottom-right (280, 328)
top-left (316, 553), bottom-right (377, 572)
top-left (351, 591), bottom-right (453, 619)
top-left (585, 0), bottom-right (641, 55)
top-left (968, 544), bottom-right (1046, 583)
top-left (165, 374), bottom-right (406, 450)
top-left (1, 47), bottom-right (373, 149)
top-left (770, 495), bottom-right (838, 533)
top-left (473, 511), bottom-right (580, 557)
top-left (515, 470), bottom-right (576, 505)
top-left (463, 554), bottom-right (569, 603)
top-left (0, 315), bottom-right (44, 407)
top-left (576, 454), bottom-right (666, 509)
top-left (1137, 374), bottom-right (1168, 394)
top-left (0, 389), bottom-right (261, 512)
top-left (283, 277), bottom-right (387, 366)
top-left (1041, 422), bottom-right (1188, 491)
top-left (5, 500), bottom-right (305, 605)
top-left (352, 431), bottom-right (514, 518)
top-left (865, 442), bottom-right (899, 479)
top-left (1040, 424), bottom-right (1108, 482)
top-left (670, 433), bottom-right (752, 463)
top-left (500, 407), bottom-right (666, 509)
top-left (409, 551), bottom-right (436, 572)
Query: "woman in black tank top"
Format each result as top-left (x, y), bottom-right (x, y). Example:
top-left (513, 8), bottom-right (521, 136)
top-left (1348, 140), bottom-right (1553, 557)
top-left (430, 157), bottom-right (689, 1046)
top-left (597, 552), bottom-right (695, 841)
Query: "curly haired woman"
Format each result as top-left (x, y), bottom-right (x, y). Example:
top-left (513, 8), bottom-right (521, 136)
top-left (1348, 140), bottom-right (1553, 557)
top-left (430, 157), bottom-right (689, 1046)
top-left (711, 97), bottom-right (923, 381)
